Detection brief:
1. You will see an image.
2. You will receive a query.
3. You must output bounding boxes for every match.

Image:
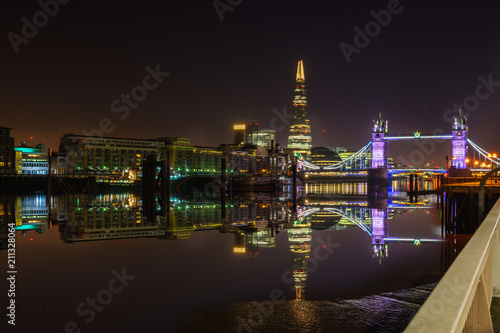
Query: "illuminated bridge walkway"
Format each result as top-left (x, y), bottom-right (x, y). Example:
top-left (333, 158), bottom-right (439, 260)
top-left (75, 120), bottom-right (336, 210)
top-left (298, 113), bottom-right (500, 173)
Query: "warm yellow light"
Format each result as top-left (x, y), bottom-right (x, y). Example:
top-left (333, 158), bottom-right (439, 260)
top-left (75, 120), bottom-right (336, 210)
top-left (488, 154), bottom-right (492, 158)
top-left (494, 154), bottom-right (498, 158)
top-left (465, 158), bottom-right (470, 163)
top-left (296, 60), bottom-right (305, 82)
top-left (475, 161), bottom-right (479, 165)
top-left (233, 124), bottom-right (246, 130)
top-left (233, 247), bottom-right (245, 253)
top-left (452, 156), bottom-right (457, 160)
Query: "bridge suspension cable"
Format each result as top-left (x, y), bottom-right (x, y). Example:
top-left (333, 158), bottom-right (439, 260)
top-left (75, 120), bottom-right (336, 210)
top-left (294, 207), bottom-right (372, 235)
top-left (323, 207), bottom-right (372, 236)
top-left (297, 208), bottom-right (321, 219)
top-left (298, 141), bottom-right (373, 171)
top-left (467, 139), bottom-right (500, 168)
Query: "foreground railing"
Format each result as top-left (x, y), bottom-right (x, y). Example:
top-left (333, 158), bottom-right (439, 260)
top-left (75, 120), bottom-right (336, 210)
top-left (405, 198), bottom-right (500, 333)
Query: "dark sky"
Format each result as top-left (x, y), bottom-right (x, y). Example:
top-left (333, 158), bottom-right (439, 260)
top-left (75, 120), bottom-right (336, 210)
top-left (2, 0), bottom-right (500, 166)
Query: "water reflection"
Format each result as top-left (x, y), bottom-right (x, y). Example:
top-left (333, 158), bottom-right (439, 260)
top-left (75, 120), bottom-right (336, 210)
top-left (0, 195), bottom-right (49, 242)
top-left (0, 182), bottom-right (446, 303)
top-left (0, 177), bottom-right (473, 332)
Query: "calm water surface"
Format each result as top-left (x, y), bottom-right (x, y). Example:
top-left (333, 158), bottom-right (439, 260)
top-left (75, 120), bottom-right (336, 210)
top-left (0, 180), bottom-right (464, 332)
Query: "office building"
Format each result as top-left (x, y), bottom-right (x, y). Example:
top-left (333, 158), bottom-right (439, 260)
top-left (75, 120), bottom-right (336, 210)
top-left (59, 134), bottom-right (164, 174)
top-left (233, 124), bottom-right (246, 146)
top-left (287, 60), bottom-right (312, 160)
top-left (14, 144), bottom-right (50, 175)
top-left (161, 137), bottom-right (224, 175)
top-left (0, 126), bottom-right (15, 174)
top-left (338, 151), bottom-right (372, 169)
top-left (246, 121), bottom-right (258, 145)
top-left (252, 129), bottom-right (275, 149)
top-left (311, 147), bottom-right (342, 167)
top-left (160, 137), bottom-right (195, 173)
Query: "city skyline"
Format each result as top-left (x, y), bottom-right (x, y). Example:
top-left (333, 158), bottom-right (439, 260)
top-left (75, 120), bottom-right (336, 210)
top-left (2, 1), bottom-right (500, 165)
top-left (3, 2), bottom-right (500, 332)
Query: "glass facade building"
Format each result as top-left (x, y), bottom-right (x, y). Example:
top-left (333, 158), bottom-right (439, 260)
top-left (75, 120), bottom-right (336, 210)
top-left (14, 144), bottom-right (50, 175)
top-left (311, 147), bottom-right (342, 167)
top-left (251, 129), bottom-right (275, 149)
top-left (287, 60), bottom-right (313, 160)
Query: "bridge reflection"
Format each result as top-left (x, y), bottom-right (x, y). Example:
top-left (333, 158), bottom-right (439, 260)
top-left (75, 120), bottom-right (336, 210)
top-left (0, 190), bottom-right (452, 301)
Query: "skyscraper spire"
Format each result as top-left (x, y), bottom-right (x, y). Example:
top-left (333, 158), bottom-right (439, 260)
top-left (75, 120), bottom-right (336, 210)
top-left (287, 60), bottom-right (312, 160)
top-left (296, 60), bottom-right (305, 82)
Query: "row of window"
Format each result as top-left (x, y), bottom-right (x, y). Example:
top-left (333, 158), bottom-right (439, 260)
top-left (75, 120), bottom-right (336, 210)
top-left (23, 163), bottom-right (49, 168)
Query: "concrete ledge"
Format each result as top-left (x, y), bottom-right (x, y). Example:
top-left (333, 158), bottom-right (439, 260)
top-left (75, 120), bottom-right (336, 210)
top-left (405, 198), bottom-right (500, 332)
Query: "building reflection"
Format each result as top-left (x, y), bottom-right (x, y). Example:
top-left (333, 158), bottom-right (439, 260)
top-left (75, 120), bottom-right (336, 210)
top-left (0, 196), bottom-right (16, 250)
top-left (287, 223), bottom-right (312, 300)
top-left (54, 194), bottom-right (161, 242)
top-left (0, 195), bottom-right (49, 244)
top-left (0, 190), bottom-right (448, 300)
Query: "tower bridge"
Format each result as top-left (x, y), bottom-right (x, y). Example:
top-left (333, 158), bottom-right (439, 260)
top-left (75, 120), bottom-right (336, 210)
top-left (298, 111), bottom-right (500, 174)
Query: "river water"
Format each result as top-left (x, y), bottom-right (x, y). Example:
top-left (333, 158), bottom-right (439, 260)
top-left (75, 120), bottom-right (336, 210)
top-left (0, 180), bottom-right (468, 332)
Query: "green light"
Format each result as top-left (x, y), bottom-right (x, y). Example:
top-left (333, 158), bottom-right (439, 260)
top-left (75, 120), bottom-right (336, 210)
top-left (14, 147), bottom-right (38, 153)
top-left (15, 225), bottom-right (39, 231)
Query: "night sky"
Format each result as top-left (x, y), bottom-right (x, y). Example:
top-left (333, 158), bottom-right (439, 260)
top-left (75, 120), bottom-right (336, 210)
top-left (2, 0), bottom-right (500, 166)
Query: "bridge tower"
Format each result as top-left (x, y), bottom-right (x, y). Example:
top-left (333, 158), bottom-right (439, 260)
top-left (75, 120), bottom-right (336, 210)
top-left (371, 208), bottom-right (388, 263)
top-left (451, 110), bottom-right (468, 169)
top-left (371, 113), bottom-right (388, 169)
